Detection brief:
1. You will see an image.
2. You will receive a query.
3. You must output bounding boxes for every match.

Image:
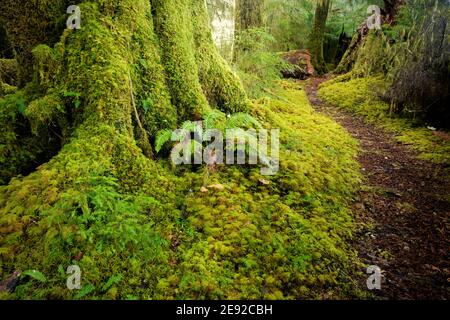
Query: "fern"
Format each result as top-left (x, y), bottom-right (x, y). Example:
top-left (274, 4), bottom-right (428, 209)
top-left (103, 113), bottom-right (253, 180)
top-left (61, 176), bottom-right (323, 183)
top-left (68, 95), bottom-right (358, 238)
top-left (155, 129), bottom-right (173, 153)
top-left (155, 112), bottom-right (262, 154)
top-left (203, 110), bottom-right (226, 130)
top-left (225, 113), bottom-right (262, 130)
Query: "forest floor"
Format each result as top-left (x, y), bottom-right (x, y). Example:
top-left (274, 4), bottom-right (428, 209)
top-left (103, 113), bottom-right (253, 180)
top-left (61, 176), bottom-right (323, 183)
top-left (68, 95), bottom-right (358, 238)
top-left (305, 76), bottom-right (450, 300)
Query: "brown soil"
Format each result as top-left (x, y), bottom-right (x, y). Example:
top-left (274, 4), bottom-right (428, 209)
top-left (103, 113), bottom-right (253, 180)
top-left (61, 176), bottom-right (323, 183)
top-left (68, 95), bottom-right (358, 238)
top-left (305, 76), bottom-right (450, 300)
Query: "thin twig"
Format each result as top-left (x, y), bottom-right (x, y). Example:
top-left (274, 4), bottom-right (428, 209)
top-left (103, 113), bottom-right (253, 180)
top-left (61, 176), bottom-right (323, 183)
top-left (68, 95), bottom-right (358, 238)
top-left (128, 71), bottom-right (146, 134)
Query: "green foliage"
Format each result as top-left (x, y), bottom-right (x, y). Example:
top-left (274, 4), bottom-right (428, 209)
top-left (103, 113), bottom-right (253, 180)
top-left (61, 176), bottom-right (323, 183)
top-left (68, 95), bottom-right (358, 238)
top-left (166, 82), bottom-right (363, 299)
top-left (266, 0), bottom-right (315, 51)
top-left (155, 130), bottom-right (174, 153)
top-left (155, 111), bottom-right (262, 154)
top-left (235, 28), bottom-right (289, 98)
top-left (334, 1), bottom-right (449, 127)
top-left (0, 91), bottom-right (59, 185)
top-left (0, 0), bottom-right (368, 301)
top-left (21, 270), bottom-right (47, 283)
top-left (383, 1), bottom-right (450, 127)
top-left (74, 284), bottom-right (96, 299)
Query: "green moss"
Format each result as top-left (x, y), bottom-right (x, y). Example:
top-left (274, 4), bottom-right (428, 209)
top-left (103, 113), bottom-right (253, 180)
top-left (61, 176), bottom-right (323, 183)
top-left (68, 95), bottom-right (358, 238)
top-left (0, 59), bottom-right (18, 97)
top-left (25, 95), bottom-right (65, 134)
top-left (165, 82), bottom-right (363, 299)
top-left (0, 0), bottom-right (67, 85)
top-left (0, 80), bottom-right (365, 299)
top-left (1, 0), bottom-right (364, 300)
top-left (153, 0), bottom-right (211, 121)
top-left (0, 91), bottom-right (62, 185)
top-left (0, 59), bottom-right (17, 84)
top-left (318, 76), bottom-right (450, 164)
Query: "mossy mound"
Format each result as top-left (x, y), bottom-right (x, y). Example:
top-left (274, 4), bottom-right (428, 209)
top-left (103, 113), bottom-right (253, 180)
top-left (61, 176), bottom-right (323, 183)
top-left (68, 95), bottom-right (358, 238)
top-left (318, 75), bottom-right (450, 165)
top-left (1, 81), bottom-right (363, 299)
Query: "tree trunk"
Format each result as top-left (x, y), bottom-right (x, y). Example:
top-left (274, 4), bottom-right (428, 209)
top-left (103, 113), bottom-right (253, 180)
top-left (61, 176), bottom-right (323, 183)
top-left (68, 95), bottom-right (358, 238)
top-left (383, 0), bottom-right (405, 23)
top-left (0, 0), bottom-right (249, 219)
top-left (308, 0), bottom-right (331, 75)
top-left (233, 0), bottom-right (264, 61)
top-left (207, 0), bottom-right (236, 61)
top-left (336, 0), bottom-right (405, 73)
top-left (235, 0), bottom-right (264, 32)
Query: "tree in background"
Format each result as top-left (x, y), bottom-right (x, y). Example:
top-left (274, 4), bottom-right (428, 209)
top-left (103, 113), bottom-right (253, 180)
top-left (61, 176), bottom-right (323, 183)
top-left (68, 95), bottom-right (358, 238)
top-left (206, 0), bottom-right (236, 61)
top-left (235, 0), bottom-right (265, 32)
top-left (308, 0), bottom-right (332, 74)
top-left (233, 0), bottom-right (265, 60)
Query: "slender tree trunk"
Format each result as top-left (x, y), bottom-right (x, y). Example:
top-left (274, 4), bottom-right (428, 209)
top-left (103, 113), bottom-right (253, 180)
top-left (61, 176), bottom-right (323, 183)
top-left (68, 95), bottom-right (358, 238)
top-left (233, 0), bottom-right (264, 61)
top-left (207, 0), bottom-right (236, 61)
top-left (308, 0), bottom-right (332, 75)
top-left (235, 0), bottom-right (264, 32)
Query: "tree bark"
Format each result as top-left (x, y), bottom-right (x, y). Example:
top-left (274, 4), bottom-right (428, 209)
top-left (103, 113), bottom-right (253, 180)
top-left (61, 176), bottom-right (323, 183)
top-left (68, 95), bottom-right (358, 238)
top-left (235, 0), bottom-right (264, 32)
top-left (308, 0), bottom-right (332, 75)
top-left (233, 0), bottom-right (265, 61)
top-left (0, 0), bottom-right (249, 195)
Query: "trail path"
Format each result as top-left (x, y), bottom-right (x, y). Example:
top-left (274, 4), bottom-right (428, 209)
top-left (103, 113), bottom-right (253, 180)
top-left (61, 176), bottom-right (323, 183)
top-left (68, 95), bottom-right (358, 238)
top-left (305, 76), bottom-right (449, 299)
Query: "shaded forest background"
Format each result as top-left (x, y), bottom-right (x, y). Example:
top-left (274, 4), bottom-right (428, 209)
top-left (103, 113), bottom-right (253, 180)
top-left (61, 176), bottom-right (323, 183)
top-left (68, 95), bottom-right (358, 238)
top-left (207, 0), bottom-right (449, 127)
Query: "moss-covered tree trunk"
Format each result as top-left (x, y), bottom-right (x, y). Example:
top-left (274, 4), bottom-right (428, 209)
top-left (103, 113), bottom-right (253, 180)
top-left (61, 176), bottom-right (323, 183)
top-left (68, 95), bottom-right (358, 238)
top-left (0, 0), bottom-right (250, 285)
top-left (308, 0), bottom-right (331, 75)
top-left (0, 0), bottom-right (249, 175)
top-left (336, 0), bottom-right (404, 73)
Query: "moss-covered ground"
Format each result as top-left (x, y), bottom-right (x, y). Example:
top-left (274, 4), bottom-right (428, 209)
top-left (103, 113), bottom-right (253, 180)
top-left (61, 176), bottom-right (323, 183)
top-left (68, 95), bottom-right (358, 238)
top-left (318, 75), bottom-right (450, 165)
top-left (0, 81), bottom-right (364, 300)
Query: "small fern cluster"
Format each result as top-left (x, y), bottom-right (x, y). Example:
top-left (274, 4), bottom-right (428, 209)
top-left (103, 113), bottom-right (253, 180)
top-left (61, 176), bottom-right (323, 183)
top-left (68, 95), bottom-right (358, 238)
top-left (155, 110), bottom-right (262, 153)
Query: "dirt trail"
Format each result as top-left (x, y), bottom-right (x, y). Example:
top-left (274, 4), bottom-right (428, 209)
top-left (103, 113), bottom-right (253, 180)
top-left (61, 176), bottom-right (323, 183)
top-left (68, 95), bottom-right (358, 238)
top-left (305, 76), bottom-right (449, 300)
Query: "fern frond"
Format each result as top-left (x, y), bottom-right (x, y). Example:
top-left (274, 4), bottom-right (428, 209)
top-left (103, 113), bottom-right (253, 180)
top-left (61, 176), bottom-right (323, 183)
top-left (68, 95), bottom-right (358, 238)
top-left (225, 113), bottom-right (262, 130)
top-left (203, 110), bottom-right (226, 130)
top-left (155, 129), bottom-right (173, 153)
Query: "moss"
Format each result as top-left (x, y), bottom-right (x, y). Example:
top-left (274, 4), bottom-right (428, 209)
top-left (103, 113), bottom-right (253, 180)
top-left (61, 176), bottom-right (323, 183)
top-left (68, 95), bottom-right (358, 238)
top-left (152, 0), bottom-right (211, 121)
top-left (0, 59), bottom-right (17, 85)
top-left (0, 80), bottom-right (365, 299)
top-left (1, 0), bottom-right (365, 300)
top-left (127, 1), bottom-right (176, 136)
top-left (318, 76), bottom-right (450, 164)
top-left (0, 59), bottom-right (18, 97)
top-left (32, 45), bottom-right (61, 91)
top-left (166, 82), bottom-right (363, 299)
top-left (351, 31), bottom-right (396, 77)
top-left (25, 94), bottom-right (65, 134)
top-left (0, 0), bottom-right (67, 85)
